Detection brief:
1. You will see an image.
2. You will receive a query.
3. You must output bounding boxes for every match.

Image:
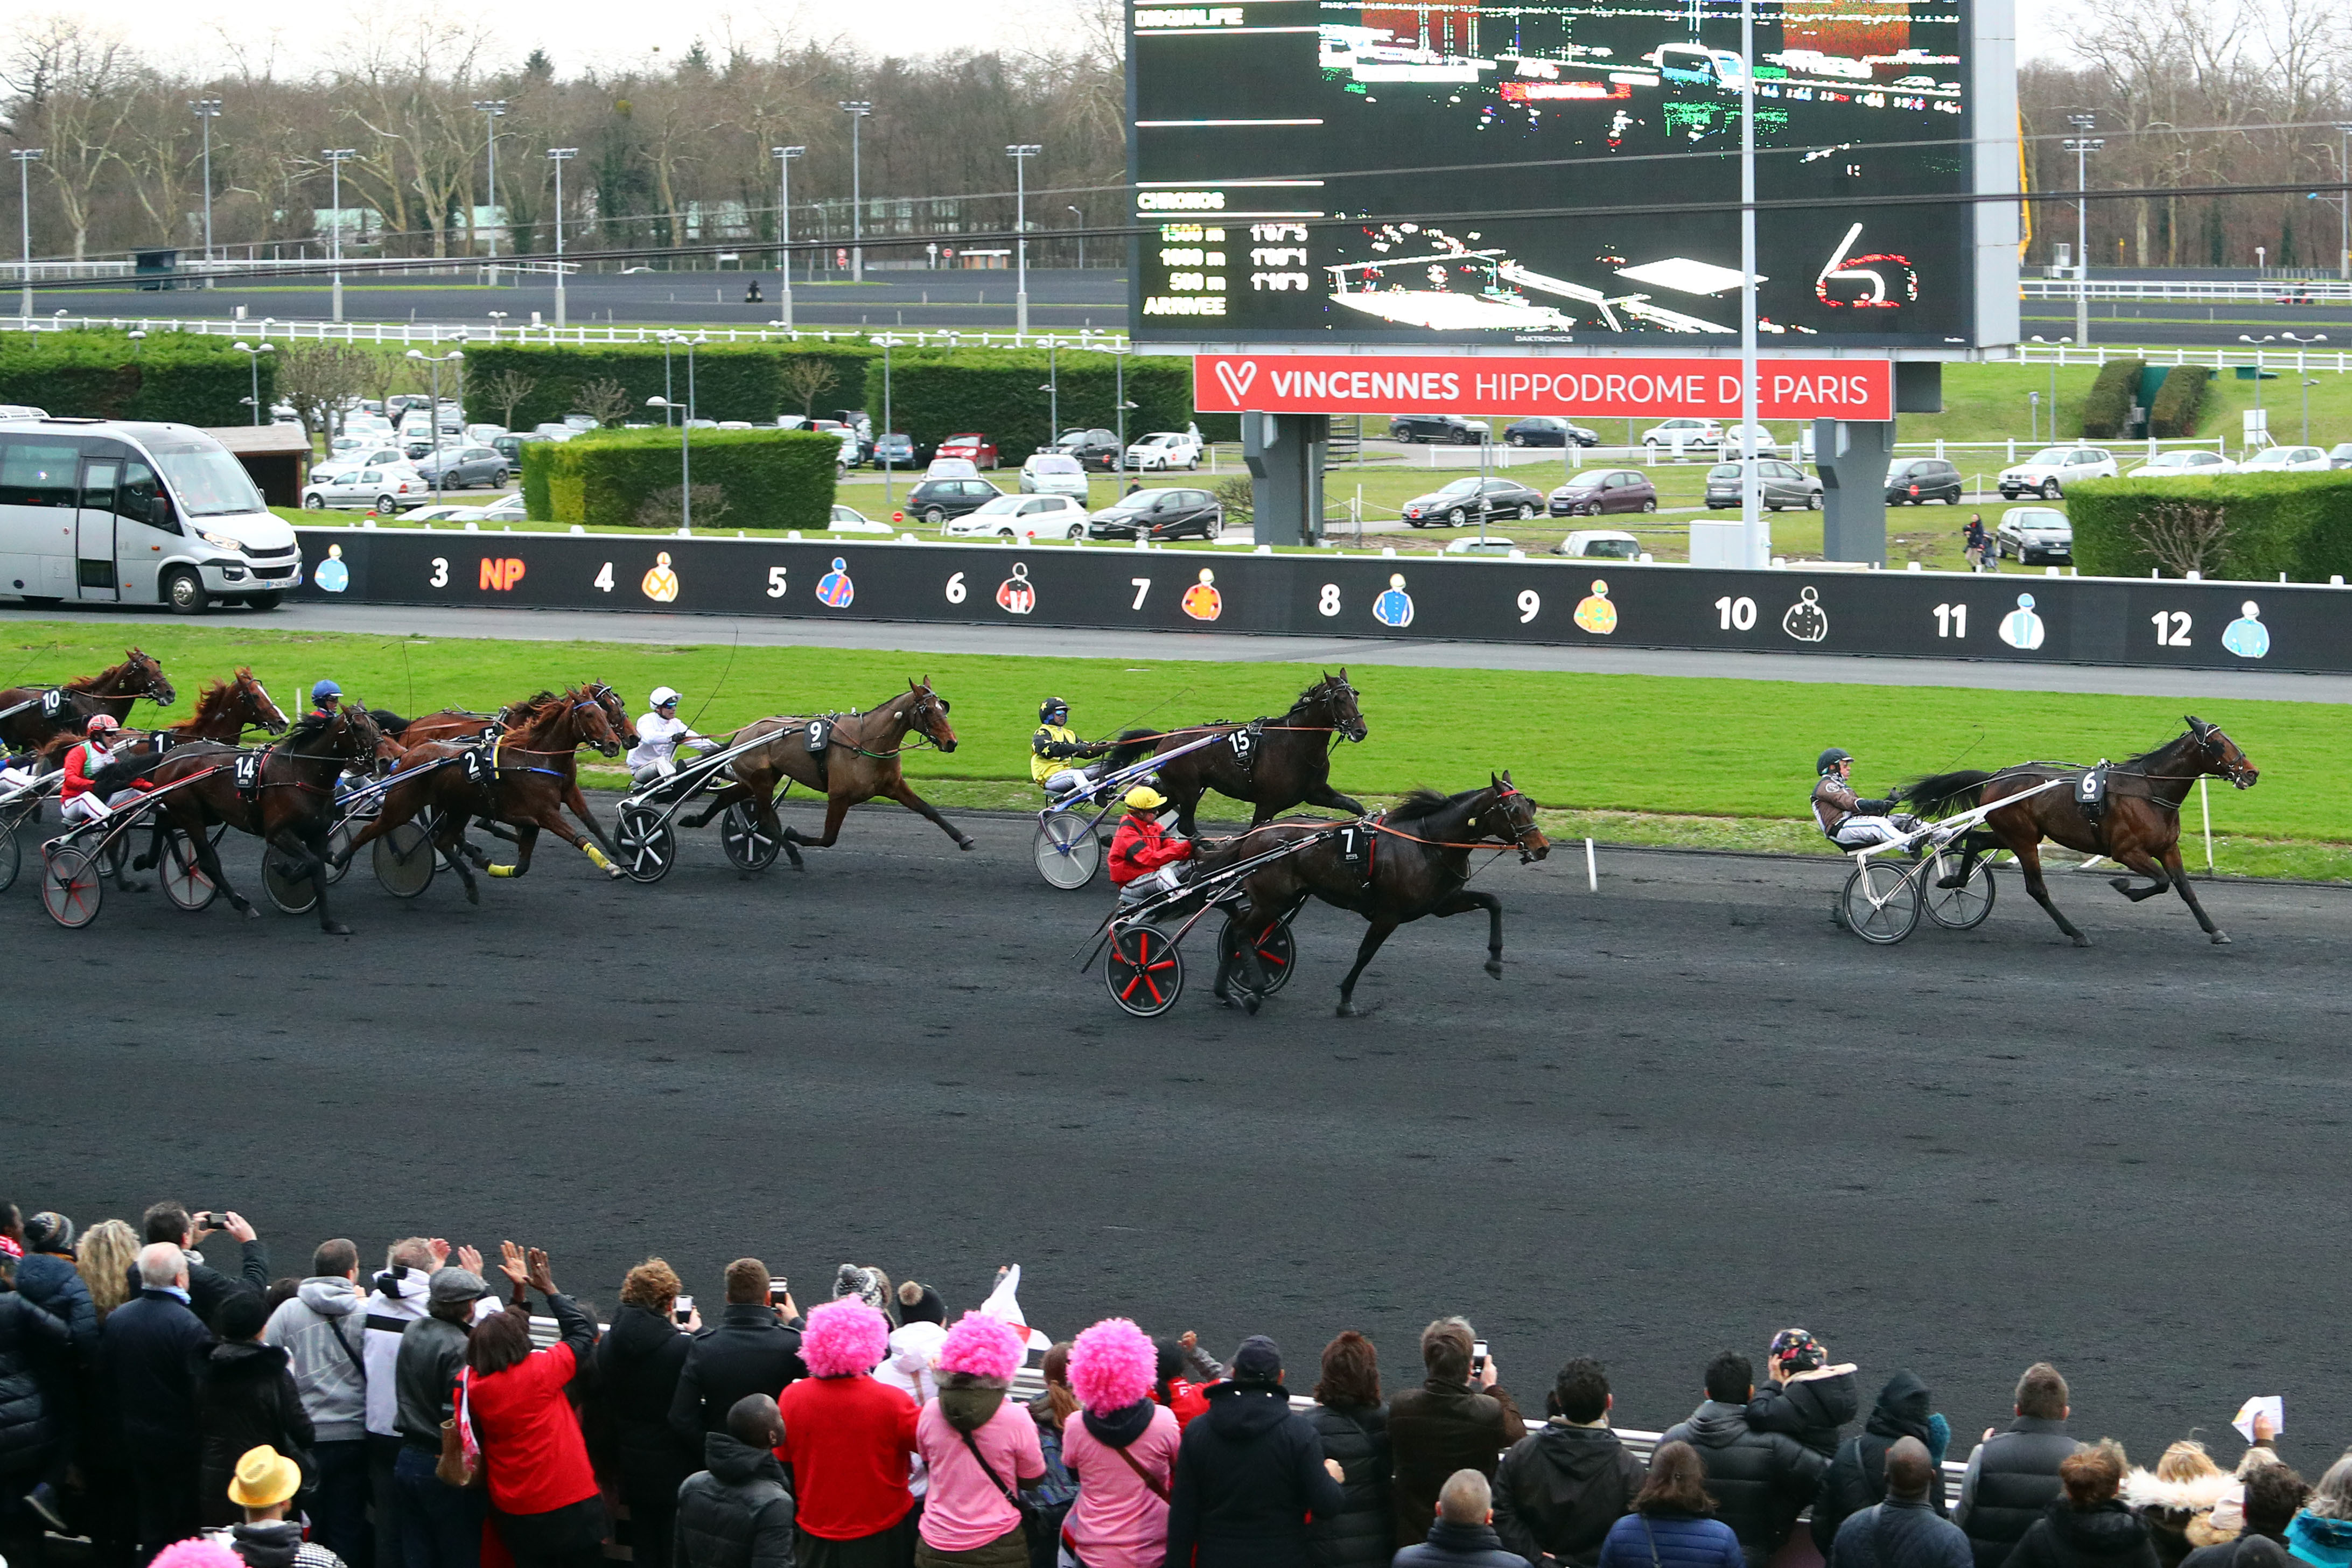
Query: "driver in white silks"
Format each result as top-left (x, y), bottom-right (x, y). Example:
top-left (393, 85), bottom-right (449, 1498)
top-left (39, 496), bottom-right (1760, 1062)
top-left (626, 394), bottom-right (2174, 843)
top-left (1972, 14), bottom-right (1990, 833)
top-left (1811, 747), bottom-right (1926, 850)
top-left (58, 713), bottom-right (155, 826)
top-left (627, 687), bottom-right (722, 787)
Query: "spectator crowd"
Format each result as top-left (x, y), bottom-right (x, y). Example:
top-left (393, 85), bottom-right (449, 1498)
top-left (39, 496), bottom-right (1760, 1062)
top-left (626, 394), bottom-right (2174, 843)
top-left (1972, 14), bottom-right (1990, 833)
top-left (3, 1198), bottom-right (2346, 1568)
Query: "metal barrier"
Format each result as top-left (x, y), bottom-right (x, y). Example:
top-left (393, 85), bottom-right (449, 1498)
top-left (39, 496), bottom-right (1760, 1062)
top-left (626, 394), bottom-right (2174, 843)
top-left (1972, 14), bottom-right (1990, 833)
top-left (0, 314), bottom-right (1126, 352)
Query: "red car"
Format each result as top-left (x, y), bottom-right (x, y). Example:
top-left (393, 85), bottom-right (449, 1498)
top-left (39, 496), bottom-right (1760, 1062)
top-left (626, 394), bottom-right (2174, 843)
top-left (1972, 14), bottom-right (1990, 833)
top-left (935, 433), bottom-right (999, 470)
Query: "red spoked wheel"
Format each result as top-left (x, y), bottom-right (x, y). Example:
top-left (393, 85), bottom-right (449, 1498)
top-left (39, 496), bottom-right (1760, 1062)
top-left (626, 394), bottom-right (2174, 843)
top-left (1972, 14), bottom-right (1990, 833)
top-left (1105, 923), bottom-right (1185, 1018)
top-left (1217, 915), bottom-right (1297, 995)
top-left (40, 844), bottom-right (102, 928)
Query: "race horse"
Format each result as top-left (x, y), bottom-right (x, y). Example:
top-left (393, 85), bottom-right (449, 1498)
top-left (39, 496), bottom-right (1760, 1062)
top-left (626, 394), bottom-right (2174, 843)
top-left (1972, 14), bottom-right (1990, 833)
top-left (1101, 670), bottom-right (1370, 836)
top-left (369, 681), bottom-right (629, 853)
top-left (1899, 715), bottom-right (2258, 947)
top-left (679, 677), bottom-right (970, 863)
top-left (1209, 772), bottom-right (1550, 1016)
top-left (1, 647), bottom-right (176, 752)
top-left (125, 704), bottom-right (388, 934)
top-left (89, 669), bottom-right (291, 893)
top-left (333, 687), bottom-right (628, 902)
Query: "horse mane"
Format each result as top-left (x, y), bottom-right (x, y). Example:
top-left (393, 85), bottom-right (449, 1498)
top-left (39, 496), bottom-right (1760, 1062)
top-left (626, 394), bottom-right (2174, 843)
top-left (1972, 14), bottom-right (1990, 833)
top-left (1102, 729), bottom-right (1160, 772)
top-left (64, 650), bottom-right (142, 692)
top-left (1386, 787), bottom-right (1472, 824)
top-left (171, 678), bottom-right (237, 731)
top-left (1895, 769), bottom-right (1994, 814)
top-left (2115, 726), bottom-right (2200, 775)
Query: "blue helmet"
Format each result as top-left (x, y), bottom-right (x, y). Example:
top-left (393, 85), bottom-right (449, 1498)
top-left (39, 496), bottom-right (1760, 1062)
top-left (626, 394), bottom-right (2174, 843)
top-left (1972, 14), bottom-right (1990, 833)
top-left (312, 680), bottom-right (342, 703)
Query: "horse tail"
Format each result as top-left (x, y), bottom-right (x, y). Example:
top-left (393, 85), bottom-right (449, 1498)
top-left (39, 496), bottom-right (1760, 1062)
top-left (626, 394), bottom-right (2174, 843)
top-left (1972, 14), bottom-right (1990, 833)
top-left (1101, 729), bottom-right (1161, 772)
top-left (1898, 768), bottom-right (1996, 815)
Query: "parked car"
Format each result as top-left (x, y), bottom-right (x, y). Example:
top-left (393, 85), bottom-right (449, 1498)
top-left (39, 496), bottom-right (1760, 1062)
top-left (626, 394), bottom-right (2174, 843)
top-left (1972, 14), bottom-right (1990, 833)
top-left (561, 414), bottom-right (599, 432)
top-left (1714, 423), bottom-right (1780, 459)
top-left (1502, 416), bottom-right (1598, 447)
top-left (2328, 442), bottom-right (2352, 470)
top-left (2237, 444), bottom-right (2333, 473)
top-left (1641, 416), bottom-right (1723, 454)
top-left (1553, 529), bottom-right (1643, 559)
top-left (402, 504), bottom-right (488, 524)
top-left (477, 492), bottom-right (528, 523)
top-left (935, 433), bottom-right (1000, 470)
top-left (2131, 448), bottom-right (2236, 479)
top-left (1549, 469), bottom-right (1660, 516)
top-left (1055, 428), bottom-right (1126, 471)
top-left (1125, 431), bottom-right (1203, 470)
top-left (1399, 474), bottom-right (1548, 527)
top-left (465, 423), bottom-right (506, 446)
top-left (906, 477), bottom-right (1004, 525)
top-left (1997, 445), bottom-right (2116, 498)
top-left (412, 445), bottom-right (510, 488)
top-left (1388, 413), bottom-right (1486, 445)
top-left (870, 433), bottom-right (917, 468)
top-left (1705, 459), bottom-right (1823, 510)
top-left (1086, 487), bottom-right (1223, 541)
top-left (1996, 506), bottom-right (2073, 564)
top-left (1019, 452), bottom-right (1091, 498)
top-left (529, 423), bottom-right (579, 442)
top-left (301, 466), bottom-right (428, 513)
top-left (828, 505), bottom-right (894, 535)
top-left (946, 493), bottom-right (1089, 541)
top-left (1443, 536), bottom-right (1517, 556)
top-left (1884, 456), bottom-right (1963, 505)
top-left (492, 433), bottom-right (549, 466)
top-left (925, 457), bottom-right (981, 481)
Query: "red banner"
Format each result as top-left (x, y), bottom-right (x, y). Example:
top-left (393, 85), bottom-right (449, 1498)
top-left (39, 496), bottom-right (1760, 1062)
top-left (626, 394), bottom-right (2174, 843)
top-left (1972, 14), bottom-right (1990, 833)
top-left (1193, 353), bottom-right (1894, 421)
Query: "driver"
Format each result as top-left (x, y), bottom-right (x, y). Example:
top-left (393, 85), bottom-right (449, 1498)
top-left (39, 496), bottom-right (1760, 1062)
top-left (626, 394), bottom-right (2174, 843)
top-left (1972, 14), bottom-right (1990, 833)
top-left (1108, 784), bottom-right (1193, 905)
top-left (309, 680), bottom-right (344, 720)
top-left (1811, 747), bottom-right (1923, 850)
top-left (628, 687), bottom-right (719, 787)
top-left (58, 714), bottom-right (155, 827)
top-left (1032, 698), bottom-right (1110, 796)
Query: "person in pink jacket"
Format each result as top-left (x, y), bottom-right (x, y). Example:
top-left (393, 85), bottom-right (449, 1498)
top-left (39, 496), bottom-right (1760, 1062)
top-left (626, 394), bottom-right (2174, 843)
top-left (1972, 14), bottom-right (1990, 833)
top-left (1061, 1319), bottom-right (1182, 1568)
top-left (914, 1313), bottom-right (1047, 1568)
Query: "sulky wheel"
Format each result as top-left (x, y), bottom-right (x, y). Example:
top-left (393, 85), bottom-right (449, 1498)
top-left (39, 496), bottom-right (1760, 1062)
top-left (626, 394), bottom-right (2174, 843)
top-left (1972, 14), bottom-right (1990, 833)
top-left (261, 845), bottom-right (319, 915)
top-left (719, 801), bottom-right (781, 871)
top-left (40, 844), bottom-right (101, 928)
top-left (0, 821), bottom-right (19, 894)
top-left (160, 833), bottom-right (218, 913)
top-left (1921, 847), bottom-right (1998, 930)
top-left (1033, 814), bottom-right (1102, 890)
top-left (1105, 923), bottom-right (1185, 1018)
top-left (615, 804), bottom-right (676, 884)
top-left (1217, 915), bottom-right (1297, 995)
top-left (372, 821), bottom-right (438, 898)
top-left (1840, 860), bottom-right (1922, 945)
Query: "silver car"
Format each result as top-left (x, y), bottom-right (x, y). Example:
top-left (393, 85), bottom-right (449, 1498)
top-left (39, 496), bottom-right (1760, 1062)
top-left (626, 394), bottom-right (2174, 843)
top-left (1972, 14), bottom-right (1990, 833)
top-left (1996, 506), bottom-right (2073, 564)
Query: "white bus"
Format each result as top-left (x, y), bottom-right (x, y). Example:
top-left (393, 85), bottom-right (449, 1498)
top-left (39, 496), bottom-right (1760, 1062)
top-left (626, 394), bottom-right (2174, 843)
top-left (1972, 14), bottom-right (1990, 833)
top-left (0, 418), bottom-right (302, 612)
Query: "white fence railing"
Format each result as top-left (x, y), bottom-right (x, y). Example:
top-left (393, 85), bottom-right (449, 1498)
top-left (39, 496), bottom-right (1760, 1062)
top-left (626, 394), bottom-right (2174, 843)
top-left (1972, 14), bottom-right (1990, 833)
top-left (2021, 277), bottom-right (2352, 303)
top-left (2015, 341), bottom-right (2350, 374)
top-left (0, 312), bottom-right (1128, 352)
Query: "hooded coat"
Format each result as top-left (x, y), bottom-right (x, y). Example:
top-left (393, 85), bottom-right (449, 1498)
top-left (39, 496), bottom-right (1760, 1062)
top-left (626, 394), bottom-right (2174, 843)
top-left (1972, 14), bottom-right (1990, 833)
top-left (2121, 1471), bottom-right (2236, 1568)
top-left (2285, 1514), bottom-right (2352, 1568)
top-left (1814, 1375), bottom-right (1950, 1553)
top-left (2004, 1501), bottom-right (2163, 1568)
top-left (597, 1303), bottom-right (701, 1509)
top-left (1165, 1381), bottom-right (1347, 1568)
top-left (1393, 1517), bottom-right (1537, 1568)
top-left (194, 1339), bottom-right (316, 1527)
top-left (263, 1277), bottom-right (369, 1443)
top-left (0, 1287), bottom-right (73, 1474)
top-left (1657, 1400), bottom-right (1826, 1568)
top-left (1748, 1370), bottom-right (1860, 1460)
top-left (1492, 1422), bottom-right (1648, 1568)
top-left (1827, 1493), bottom-right (1973, 1568)
top-left (1307, 1402), bottom-right (1392, 1568)
top-left (674, 1430), bottom-right (799, 1568)
top-left (225, 1517), bottom-right (348, 1568)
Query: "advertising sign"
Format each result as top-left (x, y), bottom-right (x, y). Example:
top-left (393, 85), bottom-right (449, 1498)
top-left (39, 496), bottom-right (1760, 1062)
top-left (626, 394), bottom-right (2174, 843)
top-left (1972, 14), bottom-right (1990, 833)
top-left (1194, 353), bottom-right (1893, 418)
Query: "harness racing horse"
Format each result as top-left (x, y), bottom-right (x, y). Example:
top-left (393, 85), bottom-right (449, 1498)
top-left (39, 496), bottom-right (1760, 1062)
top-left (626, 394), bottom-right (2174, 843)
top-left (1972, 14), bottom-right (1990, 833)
top-left (369, 681), bottom-right (629, 855)
top-left (128, 705), bottom-right (387, 934)
top-left (1101, 670), bottom-right (1370, 837)
top-left (1899, 716), bottom-right (2258, 947)
top-left (1, 648), bottom-right (176, 752)
top-left (333, 688), bottom-right (628, 902)
top-left (96, 670), bottom-right (292, 893)
top-left (679, 678), bottom-right (971, 864)
top-left (1208, 773), bottom-right (1550, 1016)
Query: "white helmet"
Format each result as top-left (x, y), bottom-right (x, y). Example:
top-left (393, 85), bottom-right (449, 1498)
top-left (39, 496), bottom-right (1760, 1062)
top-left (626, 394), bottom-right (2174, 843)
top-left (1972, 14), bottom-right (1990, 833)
top-left (649, 687), bottom-right (682, 709)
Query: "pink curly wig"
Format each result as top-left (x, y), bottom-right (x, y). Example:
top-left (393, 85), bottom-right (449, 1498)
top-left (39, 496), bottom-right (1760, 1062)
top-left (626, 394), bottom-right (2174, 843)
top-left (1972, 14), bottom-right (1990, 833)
top-left (153, 1543), bottom-right (244, 1568)
top-left (801, 1298), bottom-right (890, 1377)
top-left (1069, 1318), bottom-right (1157, 1413)
top-left (937, 1310), bottom-right (1025, 1382)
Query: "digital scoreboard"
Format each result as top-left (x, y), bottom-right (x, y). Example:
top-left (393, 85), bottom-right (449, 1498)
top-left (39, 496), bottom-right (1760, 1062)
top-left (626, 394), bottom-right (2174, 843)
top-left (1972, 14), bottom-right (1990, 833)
top-left (1129, 0), bottom-right (2014, 350)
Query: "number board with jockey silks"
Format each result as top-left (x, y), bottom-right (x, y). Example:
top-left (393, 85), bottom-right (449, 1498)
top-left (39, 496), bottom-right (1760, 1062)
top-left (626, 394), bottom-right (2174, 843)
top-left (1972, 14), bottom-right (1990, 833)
top-left (290, 527), bottom-right (2352, 675)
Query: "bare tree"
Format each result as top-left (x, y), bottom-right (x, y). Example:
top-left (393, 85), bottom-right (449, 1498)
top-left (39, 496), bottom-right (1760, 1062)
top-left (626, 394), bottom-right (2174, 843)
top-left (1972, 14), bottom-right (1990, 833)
top-left (780, 356), bottom-right (835, 418)
top-left (571, 376), bottom-right (633, 426)
top-left (274, 341), bottom-right (375, 437)
top-left (2130, 499), bottom-right (2237, 577)
top-left (10, 19), bottom-right (140, 261)
top-left (473, 367), bottom-right (537, 429)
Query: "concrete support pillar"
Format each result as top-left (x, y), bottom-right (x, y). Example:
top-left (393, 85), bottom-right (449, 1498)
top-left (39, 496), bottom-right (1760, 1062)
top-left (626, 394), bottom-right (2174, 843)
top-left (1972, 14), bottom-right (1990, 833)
top-left (1814, 418), bottom-right (1894, 566)
top-left (1242, 411), bottom-right (1327, 547)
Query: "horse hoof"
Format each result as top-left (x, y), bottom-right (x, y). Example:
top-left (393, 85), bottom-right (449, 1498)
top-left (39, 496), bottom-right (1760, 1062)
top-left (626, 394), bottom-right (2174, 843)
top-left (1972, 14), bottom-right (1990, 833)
top-left (1242, 992), bottom-right (1262, 1016)
top-left (957, 837), bottom-right (976, 852)
top-left (322, 922), bottom-right (353, 936)
top-left (2108, 877), bottom-right (2136, 895)
top-left (1484, 958), bottom-right (1503, 978)
top-left (465, 885), bottom-right (481, 907)
top-left (241, 904), bottom-right (262, 920)
top-left (2211, 930), bottom-right (2232, 945)
top-left (2071, 933), bottom-right (2092, 948)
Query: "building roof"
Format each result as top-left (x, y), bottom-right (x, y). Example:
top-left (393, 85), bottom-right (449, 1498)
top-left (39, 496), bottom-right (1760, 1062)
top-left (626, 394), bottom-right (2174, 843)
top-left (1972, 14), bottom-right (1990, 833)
top-left (202, 424), bottom-right (313, 457)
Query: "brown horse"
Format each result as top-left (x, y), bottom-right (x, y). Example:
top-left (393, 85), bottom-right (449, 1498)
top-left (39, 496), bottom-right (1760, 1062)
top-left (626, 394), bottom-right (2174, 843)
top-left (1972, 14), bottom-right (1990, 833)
top-left (1101, 671), bottom-right (1369, 837)
top-left (678, 678), bottom-right (969, 863)
top-left (1899, 716), bottom-right (2258, 947)
top-left (128, 705), bottom-right (387, 934)
top-left (1205, 774), bottom-right (1550, 1016)
top-left (1, 648), bottom-right (176, 751)
top-left (370, 681), bottom-right (628, 857)
top-left (333, 688), bottom-right (627, 903)
top-left (85, 670), bottom-right (292, 892)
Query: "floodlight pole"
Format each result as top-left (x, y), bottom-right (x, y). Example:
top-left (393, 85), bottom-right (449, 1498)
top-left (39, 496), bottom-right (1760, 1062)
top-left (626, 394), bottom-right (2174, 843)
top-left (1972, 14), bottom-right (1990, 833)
top-left (839, 102), bottom-right (872, 283)
top-left (1006, 143), bottom-right (1040, 340)
top-left (324, 149), bottom-right (355, 322)
top-left (2066, 116), bottom-right (2102, 345)
top-left (2339, 124), bottom-right (2352, 282)
top-left (548, 149), bottom-right (577, 327)
top-left (473, 101), bottom-right (507, 282)
top-left (1739, 0), bottom-right (1761, 566)
top-left (13, 149), bottom-right (41, 322)
top-left (191, 99), bottom-right (221, 288)
top-left (773, 146), bottom-right (804, 330)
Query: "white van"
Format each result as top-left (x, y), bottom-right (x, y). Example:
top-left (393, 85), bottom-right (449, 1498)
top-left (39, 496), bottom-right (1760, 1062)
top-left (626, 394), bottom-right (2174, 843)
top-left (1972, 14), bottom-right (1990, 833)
top-left (0, 418), bottom-right (303, 612)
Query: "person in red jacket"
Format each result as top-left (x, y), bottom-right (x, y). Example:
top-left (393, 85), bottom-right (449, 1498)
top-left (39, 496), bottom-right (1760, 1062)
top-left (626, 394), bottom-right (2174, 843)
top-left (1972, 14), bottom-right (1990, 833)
top-left (776, 1299), bottom-right (920, 1568)
top-left (1107, 785), bottom-right (1193, 906)
top-left (59, 712), bottom-right (152, 827)
top-left (465, 1243), bottom-right (605, 1568)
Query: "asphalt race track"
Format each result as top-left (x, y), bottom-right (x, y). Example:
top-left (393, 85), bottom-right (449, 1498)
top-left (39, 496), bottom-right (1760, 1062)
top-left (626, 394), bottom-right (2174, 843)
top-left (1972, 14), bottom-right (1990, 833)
top-left (8, 798), bottom-right (2348, 1470)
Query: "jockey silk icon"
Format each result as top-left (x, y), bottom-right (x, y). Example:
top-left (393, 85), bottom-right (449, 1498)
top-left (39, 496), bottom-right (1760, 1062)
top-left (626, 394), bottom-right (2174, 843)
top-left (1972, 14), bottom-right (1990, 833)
top-left (640, 551), bottom-right (681, 603)
top-left (2223, 601), bottom-right (2270, 659)
top-left (815, 557), bottom-right (855, 608)
top-left (1182, 568), bottom-right (1223, 622)
top-left (996, 562), bottom-right (1037, 615)
top-left (1373, 573), bottom-right (1415, 629)
top-left (1573, 579), bottom-right (1617, 635)
top-left (315, 543), bottom-right (348, 593)
top-left (1998, 592), bottom-right (2046, 650)
top-left (1781, 585), bottom-right (1828, 642)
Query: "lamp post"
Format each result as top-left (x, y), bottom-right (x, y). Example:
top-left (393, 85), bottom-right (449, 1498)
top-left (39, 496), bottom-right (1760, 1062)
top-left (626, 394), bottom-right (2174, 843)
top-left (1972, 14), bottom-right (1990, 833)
top-left (2064, 114), bottom-right (2103, 345)
top-left (1005, 143), bottom-right (1040, 340)
top-left (1114, 343), bottom-right (1135, 472)
top-left (547, 148), bottom-right (577, 327)
top-left (838, 102), bottom-right (871, 283)
top-left (1039, 339), bottom-right (1059, 445)
top-left (1737, 0), bottom-right (1761, 564)
top-left (2029, 335), bottom-right (2070, 436)
top-left (191, 98), bottom-right (222, 287)
top-left (1067, 204), bottom-right (1084, 270)
top-left (323, 148), bottom-right (355, 322)
top-left (772, 145), bottom-right (804, 330)
top-left (404, 347), bottom-right (464, 498)
top-left (877, 334), bottom-right (898, 508)
top-left (2283, 333), bottom-right (2327, 443)
top-left (2337, 123), bottom-right (2352, 282)
top-left (472, 100), bottom-right (507, 279)
top-left (232, 340), bottom-right (275, 425)
top-left (12, 148), bottom-right (40, 321)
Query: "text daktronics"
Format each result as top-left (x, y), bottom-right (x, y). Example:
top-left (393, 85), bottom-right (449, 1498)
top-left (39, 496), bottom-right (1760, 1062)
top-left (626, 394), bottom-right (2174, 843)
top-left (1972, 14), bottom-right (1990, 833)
top-left (1196, 354), bottom-right (1894, 421)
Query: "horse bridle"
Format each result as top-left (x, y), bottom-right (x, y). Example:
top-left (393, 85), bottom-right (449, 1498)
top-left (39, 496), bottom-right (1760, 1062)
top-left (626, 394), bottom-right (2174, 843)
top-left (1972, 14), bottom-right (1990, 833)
top-left (2188, 721), bottom-right (2254, 787)
top-left (1474, 784), bottom-right (1546, 863)
top-left (1309, 676), bottom-right (1368, 744)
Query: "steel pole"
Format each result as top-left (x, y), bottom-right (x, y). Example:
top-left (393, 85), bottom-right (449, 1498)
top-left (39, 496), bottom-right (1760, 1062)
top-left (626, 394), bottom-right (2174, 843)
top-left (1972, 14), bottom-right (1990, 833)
top-left (15, 151), bottom-right (36, 323)
top-left (2076, 139), bottom-right (2090, 344)
top-left (850, 115), bottom-right (864, 284)
top-left (682, 342), bottom-right (694, 531)
top-left (1739, 0), bottom-right (1761, 566)
top-left (778, 151), bottom-right (794, 330)
top-left (329, 154), bottom-right (342, 323)
top-left (1016, 155), bottom-right (1028, 339)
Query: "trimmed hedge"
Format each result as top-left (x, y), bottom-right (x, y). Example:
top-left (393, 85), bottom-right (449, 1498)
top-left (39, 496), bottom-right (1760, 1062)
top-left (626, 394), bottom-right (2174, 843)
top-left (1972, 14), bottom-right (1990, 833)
top-left (0, 329), bottom-right (274, 425)
top-left (877, 351), bottom-right (1208, 464)
top-left (2146, 366), bottom-right (2213, 439)
top-left (465, 343), bottom-right (879, 431)
top-left (2068, 472), bottom-right (2352, 582)
top-left (2077, 358), bottom-right (2144, 439)
top-left (520, 427), bottom-right (838, 531)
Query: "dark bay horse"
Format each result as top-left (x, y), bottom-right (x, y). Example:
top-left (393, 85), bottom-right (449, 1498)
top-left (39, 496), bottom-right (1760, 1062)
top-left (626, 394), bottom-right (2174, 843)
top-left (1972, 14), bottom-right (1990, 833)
top-left (1899, 716), bottom-right (2258, 947)
top-left (1208, 773), bottom-right (1549, 1016)
top-left (681, 678), bottom-right (970, 863)
top-left (129, 705), bottom-right (387, 934)
top-left (1, 648), bottom-right (176, 751)
top-left (334, 688), bottom-right (627, 902)
top-left (1102, 670), bottom-right (1369, 836)
top-left (371, 681), bottom-right (628, 855)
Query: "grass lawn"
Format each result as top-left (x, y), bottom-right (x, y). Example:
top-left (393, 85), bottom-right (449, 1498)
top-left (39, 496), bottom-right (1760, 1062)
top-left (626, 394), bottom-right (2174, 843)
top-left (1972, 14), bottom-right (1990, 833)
top-left (10, 620), bottom-right (2347, 874)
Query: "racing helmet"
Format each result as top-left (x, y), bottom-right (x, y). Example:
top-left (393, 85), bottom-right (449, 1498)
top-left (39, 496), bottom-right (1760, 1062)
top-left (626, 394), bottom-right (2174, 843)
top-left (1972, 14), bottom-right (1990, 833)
top-left (1124, 785), bottom-right (1167, 810)
top-left (85, 713), bottom-right (120, 733)
top-left (1039, 697), bottom-right (1069, 726)
top-left (1817, 747), bottom-right (1853, 776)
top-left (312, 679), bottom-right (341, 703)
top-left (649, 687), bottom-right (682, 710)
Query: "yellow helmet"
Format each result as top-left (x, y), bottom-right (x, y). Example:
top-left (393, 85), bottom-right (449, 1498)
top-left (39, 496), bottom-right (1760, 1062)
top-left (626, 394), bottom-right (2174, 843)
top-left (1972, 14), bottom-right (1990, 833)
top-left (1124, 785), bottom-right (1167, 810)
